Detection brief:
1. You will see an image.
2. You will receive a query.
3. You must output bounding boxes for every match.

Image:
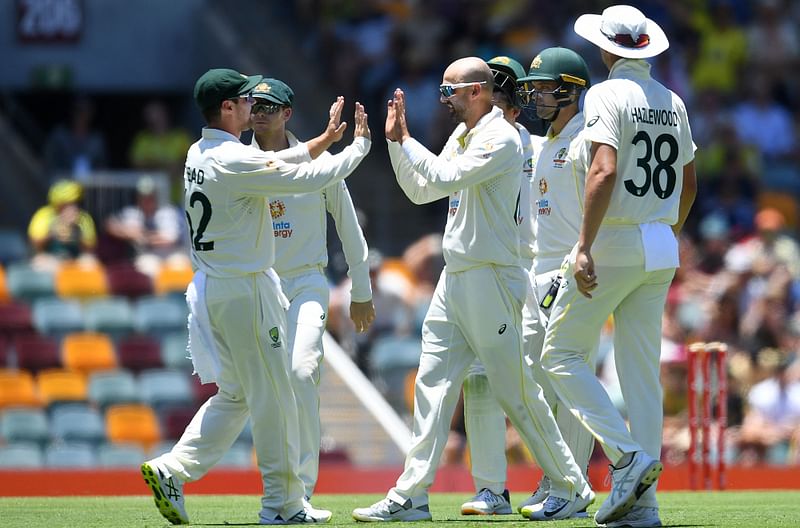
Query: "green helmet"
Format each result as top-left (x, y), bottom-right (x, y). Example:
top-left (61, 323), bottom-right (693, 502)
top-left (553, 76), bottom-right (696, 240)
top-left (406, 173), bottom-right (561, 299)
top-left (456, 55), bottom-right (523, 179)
top-left (518, 47), bottom-right (590, 89)
top-left (487, 56), bottom-right (526, 107)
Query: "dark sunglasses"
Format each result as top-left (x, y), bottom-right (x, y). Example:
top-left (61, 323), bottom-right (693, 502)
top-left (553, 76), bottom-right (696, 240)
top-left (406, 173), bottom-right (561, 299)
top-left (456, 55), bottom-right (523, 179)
top-left (251, 102), bottom-right (283, 114)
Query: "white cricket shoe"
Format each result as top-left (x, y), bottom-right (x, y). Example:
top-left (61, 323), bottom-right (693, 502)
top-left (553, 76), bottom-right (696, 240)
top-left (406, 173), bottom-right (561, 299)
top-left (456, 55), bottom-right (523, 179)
top-left (260, 505), bottom-right (332, 524)
top-left (301, 497), bottom-right (332, 521)
top-left (141, 460), bottom-right (189, 525)
top-left (516, 476), bottom-right (550, 513)
top-left (352, 497), bottom-right (432, 522)
top-left (521, 490), bottom-right (595, 521)
top-left (460, 488), bottom-right (512, 515)
top-left (594, 452), bottom-right (663, 525)
top-left (599, 506), bottom-right (662, 527)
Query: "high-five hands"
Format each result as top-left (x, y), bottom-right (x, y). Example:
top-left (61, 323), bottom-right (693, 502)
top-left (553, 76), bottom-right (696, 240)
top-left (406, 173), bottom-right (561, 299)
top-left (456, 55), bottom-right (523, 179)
top-left (385, 88), bottom-right (410, 143)
top-left (353, 102), bottom-right (370, 141)
top-left (323, 96), bottom-right (347, 144)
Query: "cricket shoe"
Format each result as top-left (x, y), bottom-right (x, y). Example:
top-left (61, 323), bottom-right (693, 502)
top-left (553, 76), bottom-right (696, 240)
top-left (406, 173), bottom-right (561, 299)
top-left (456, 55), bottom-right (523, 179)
top-left (260, 506), bottom-right (333, 524)
top-left (521, 490), bottom-right (594, 521)
top-left (460, 488), bottom-right (512, 515)
top-left (516, 476), bottom-right (550, 513)
top-left (594, 452), bottom-right (663, 525)
top-left (598, 506), bottom-right (662, 527)
top-left (141, 460), bottom-right (189, 525)
top-left (352, 497), bottom-right (432, 522)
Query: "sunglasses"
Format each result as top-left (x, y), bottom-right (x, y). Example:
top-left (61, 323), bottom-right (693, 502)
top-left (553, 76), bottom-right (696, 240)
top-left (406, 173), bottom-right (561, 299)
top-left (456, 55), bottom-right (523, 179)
top-left (229, 94), bottom-right (255, 104)
top-left (251, 102), bottom-right (283, 115)
top-left (439, 81), bottom-right (487, 98)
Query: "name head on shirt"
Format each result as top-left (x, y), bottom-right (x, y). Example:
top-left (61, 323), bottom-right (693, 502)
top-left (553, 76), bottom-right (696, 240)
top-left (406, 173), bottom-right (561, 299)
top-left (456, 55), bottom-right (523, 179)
top-left (630, 107), bottom-right (678, 127)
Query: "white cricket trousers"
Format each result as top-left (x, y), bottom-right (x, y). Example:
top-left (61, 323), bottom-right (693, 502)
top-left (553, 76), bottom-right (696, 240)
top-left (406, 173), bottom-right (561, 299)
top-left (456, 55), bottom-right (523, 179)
top-left (387, 265), bottom-right (590, 507)
top-left (464, 266), bottom-right (596, 494)
top-left (280, 268), bottom-right (329, 499)
top-left (152, 272), bottom-right (306, 519)
top-left (542, 226), bottom-right (675, 509)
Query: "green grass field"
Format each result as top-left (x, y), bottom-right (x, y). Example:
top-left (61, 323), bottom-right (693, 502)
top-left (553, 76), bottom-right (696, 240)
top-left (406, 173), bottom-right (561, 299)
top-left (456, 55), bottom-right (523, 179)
top-left (2, 491), bottom-right (800, 527)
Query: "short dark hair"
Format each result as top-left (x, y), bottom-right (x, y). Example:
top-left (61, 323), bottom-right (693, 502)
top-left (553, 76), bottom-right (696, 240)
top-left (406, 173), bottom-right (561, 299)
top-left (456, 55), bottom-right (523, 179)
top-left (201, 104), bottom-right (221, 124)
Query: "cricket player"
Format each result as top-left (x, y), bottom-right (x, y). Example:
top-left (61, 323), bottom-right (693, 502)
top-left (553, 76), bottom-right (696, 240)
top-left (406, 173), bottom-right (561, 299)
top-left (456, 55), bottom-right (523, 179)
top-left (352, 57), bottom-right (594, 523)
top-left (542, 6), bottom-right (697, 527)
top-left (459, 55), bottom-right (534, 517)
top-left (141, 68), bottom-right (371, 525)
top-left (248, 78), bottom-right (376, 509)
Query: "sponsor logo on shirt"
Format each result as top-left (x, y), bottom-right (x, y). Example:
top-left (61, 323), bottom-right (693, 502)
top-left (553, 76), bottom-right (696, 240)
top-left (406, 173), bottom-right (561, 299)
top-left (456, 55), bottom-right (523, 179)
top-left (536, 198), bottom-right (551, 216)
top-left (269, 326), bottom-right (283, 348)
top-left (553, 147), bottom-right (567, 169)
top-left (587, 116), bottom-right (600, 127)
top-left (269, 200), bottom-right (293, 238)
top-left (269, 200), bottom-right (286, 219)
top-left (538, 177), bottom-right (548, 195)
top-left (448, 194), bottom-right (460, 216)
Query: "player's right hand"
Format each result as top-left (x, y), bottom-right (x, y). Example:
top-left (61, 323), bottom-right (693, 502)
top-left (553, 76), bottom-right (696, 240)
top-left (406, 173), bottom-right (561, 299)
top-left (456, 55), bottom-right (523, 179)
top-left (354, 102), bottom-right (370, 141)
top-left (574, 250), bottom-right (597, 298)
top-left (324, 96), bottom-right (347, 143)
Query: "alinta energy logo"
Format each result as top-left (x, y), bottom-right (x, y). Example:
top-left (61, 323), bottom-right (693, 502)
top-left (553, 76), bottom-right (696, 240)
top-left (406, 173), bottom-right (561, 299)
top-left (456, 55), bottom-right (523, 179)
top-left (269, 199), bottom-right (286, 219)
top-left (269, 200), bottom-right (293, 239)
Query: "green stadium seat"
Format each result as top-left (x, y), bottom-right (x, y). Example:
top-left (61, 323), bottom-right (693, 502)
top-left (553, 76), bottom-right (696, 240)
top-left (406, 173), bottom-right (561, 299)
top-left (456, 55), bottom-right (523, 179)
top-left (6, 264), bottom-right (55, 303)
top-left (84, 297), bottom-right (134, 338)
top-left (0, 407), bottom-right (49, 446)
top-left (134, 296), bottom-right (187, 336)
top-left (87, 369), bottom-right (140, 409)
top-left (44, 441), bottom-right (97, 468)
top-left (0, 442), bottom-right (43, 468)
top-left (97, 442), bottom-right (146, 468)
top-left (160, 332), bottom-right (192, 372)
top-left (139, 368), bottom-right (194, 410)
top-left (32, 298), bottom-right (85, 337)
top-left (50, 403), bottom-right (106, 444)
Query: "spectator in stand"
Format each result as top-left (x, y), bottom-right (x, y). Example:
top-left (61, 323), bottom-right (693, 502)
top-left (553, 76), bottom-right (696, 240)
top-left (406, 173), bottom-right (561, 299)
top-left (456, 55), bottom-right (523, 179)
top-left (105, 176), bottom-right (189, 277)
top-left (28, 179), bottom-right (97, 272)
top-left (43, 97), bottom-right (107, 181)
top-left (732, 76), bottom-right (796, 163)
top-left (730, 208), bottom-right (800, 280)
top-left (745, 0), bottom-right (800, 78)
top-left (129, 100), bottom-right (192, 203)
top-left (689, 0), bottom-right (747, 98)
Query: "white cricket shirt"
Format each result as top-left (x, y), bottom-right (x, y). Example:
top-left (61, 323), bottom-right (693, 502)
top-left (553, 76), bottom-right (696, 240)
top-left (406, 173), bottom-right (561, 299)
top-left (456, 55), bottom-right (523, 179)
top-left (532, 112), bottom-right (590, 276)
top-left (183, 127), bottom-right (370, 278)
top-left (516, 122), bottom-right (539, 265)
top-left (251, 131), bottom-right (372, 302)
top-left (388, 106), bottom-right (524, 272)
top-left (582, 59), bottom-right (694, 226)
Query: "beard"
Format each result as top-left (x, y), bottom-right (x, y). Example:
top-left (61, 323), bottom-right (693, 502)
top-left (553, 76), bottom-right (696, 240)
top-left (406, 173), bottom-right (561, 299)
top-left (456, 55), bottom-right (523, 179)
top-left (446, 102), bottom-right (466, 123)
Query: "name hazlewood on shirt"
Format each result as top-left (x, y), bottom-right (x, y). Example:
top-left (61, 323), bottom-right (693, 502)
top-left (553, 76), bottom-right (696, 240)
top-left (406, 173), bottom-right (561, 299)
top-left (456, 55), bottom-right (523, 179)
top-left (630, 107), bottom-right (679, 127)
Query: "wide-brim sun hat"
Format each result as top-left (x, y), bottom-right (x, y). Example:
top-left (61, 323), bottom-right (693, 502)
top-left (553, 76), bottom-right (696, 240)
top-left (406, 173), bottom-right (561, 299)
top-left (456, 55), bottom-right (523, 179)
top-left (574, 4), bottom-right (669, 59)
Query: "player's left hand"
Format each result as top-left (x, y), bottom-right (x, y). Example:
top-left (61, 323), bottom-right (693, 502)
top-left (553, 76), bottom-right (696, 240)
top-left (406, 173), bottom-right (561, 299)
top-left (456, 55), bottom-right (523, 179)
top-left (574, 249), bottom-right (597, 298)
top-left (350, 300), bottom-right (376, 333)
top-left (324, 96), bottom-right (347, 143)
top-left (393, 88), bottom-right (411, 143)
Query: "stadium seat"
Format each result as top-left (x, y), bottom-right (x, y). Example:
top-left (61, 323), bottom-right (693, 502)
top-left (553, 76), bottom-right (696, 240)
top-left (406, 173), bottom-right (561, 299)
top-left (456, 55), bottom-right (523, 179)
top-left (61, 332), bottom-right (118, 375)
top-left (134, 296), bottom-right (187, 336)
top-left (217, 443), bottom-right (254, 468)
top-left (0, 337), bottom-right (8, 367)
top-left (139, 368), bottom-right (194, 410)
top-left (0, 442), bottom-right (43, 468)
top-left (36, 368), bottom-right (88, 407)
top-left (84, 297), bottom-right (135, 338)
top-left (0, 229), bottom-right (28, 266)
top-left (0, 302), bottom-right (34, 338)
top-left (50, 403), bottom-right (106, 444)
top-left (44, 441), bottom-right (96, 468)
top-left (105, 403), bottom-right (161, 449)
top-left (191, 375), bottom-right (218, 406)
top-left (0, 265), bottom-right (9, 304)
top-left (154, 261), bottom-right (193, 297)
top-left (0, 369), bottom-right (41, 409)
top-left (88, 369), bottom-right (140, 409)
top-left (369, 336), bottom-right (422, 414)
top-left (0, 407), bottom-right (49, 445)
top-left (97, 442), bottom-right (146, 468)
top-left (162, 405), bottom-right (197, 440)
top-left (54, 261), bottom-right (109, 299)
top-left (32, 298), bottom-right (85, 338)
top-left (15, 334), bottom-right (61, 373)
top-left (106, 263), bottom-right (153, 299)
top-left (160, 332), bottom-right (192, 372)
top-left (117, 335), bottom-right (162, 373)
top-left (6, 264), bottom-right (55, 303)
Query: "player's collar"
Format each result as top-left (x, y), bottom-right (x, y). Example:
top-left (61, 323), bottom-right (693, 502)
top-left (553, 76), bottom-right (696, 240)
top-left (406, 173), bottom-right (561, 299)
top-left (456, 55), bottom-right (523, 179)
top-left (608, 58), bottom-right (652, 80)
top-left (202, 127), bottom-right (242, 142)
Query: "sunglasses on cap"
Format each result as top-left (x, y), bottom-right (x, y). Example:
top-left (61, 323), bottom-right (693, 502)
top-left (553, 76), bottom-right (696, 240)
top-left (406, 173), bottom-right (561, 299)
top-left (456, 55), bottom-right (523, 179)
top-left (439, 81), bottom-right (487, 98)
top-left (251, 102), bottom-right (284, 114)
top-left (228, 94), bottom-right (255, 104)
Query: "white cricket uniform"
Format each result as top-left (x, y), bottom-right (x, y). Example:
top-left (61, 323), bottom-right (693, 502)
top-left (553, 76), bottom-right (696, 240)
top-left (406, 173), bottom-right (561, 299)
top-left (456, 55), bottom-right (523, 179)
top-left (462, 122), bottom-right (535, 494)
top-left (542, 59), bottom-right (695, 509)
top-left (251, 131), bottom-right (372, 499)
top-left (385, 106), bottom-right (590, 507)
top-left (151, 127), bottom-right (370, 520)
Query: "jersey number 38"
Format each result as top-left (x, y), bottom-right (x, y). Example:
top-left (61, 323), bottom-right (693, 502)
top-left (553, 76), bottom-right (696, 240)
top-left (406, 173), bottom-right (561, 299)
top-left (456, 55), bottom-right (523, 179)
top-left (625, 131), bottom-right (678, 200)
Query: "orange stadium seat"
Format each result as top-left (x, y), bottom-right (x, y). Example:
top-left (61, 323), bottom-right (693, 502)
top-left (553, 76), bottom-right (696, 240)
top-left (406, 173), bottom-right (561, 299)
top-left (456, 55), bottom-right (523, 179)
top-left (54, 261), bottom-right (109, 299)
top-left (61, 332), bottom-right (118, 375)
top-left (0, 265), bottom-right (10, 304)
top-left (757, 191), bottom-right (799, 230)
top-left (36, 368), bottom-right (87, 406)
top-left (0, 369), bottom-right (41, 409)
top-left (154, 261), bottom-right (194, 296)
top-left (105, 403), bottom-right (161, 450)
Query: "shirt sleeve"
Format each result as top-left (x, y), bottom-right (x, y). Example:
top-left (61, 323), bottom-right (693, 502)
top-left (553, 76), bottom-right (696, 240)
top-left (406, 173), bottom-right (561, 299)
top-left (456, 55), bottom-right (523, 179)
top-left (28, 207), bottom-right (52, 241)
top-left (400, 126), bottom-right (521, 193)
top-left (325, 181), bottom-right (372, 302)
top-left (228, 137), bottom-right (370, 196)
top-left (273, 142), bottom-right (312, 164)
top-left (77, 211), bottom-right (97, 247)
top-left (583, 85), bottom-right (621, 149)
top-left (387, 140), bottom-right (449, 205)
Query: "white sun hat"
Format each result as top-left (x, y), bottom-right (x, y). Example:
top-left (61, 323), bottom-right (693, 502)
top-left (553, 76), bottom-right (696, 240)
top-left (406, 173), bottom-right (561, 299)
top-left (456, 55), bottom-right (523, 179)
top-left (574, 4), bottom-right (669, 59)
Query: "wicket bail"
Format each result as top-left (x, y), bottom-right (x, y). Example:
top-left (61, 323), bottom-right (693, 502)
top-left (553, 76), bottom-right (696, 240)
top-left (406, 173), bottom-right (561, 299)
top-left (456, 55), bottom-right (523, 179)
top-left (687, 341), bottom-right (728, 491)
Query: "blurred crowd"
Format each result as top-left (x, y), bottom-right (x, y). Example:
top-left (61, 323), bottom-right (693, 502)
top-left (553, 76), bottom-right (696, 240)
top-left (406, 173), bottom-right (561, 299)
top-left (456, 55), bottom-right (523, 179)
top-left (5, 0), bottom-right (800, 467)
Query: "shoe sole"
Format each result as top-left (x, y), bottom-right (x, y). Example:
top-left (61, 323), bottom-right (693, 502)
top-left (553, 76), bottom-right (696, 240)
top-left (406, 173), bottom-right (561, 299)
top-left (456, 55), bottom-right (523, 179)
top-left (598, 461), bottom-right (663, 524)
top-left (141, 463), bottom-right (188, 525)
top-left (460, 506), bottom-right (513, 515)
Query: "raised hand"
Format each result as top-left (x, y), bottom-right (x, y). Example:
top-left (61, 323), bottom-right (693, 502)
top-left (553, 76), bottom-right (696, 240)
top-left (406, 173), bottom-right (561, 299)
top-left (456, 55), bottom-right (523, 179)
top-left (353, 102), bottom-right (370, 141)
top-left (393, 88), bottom-right (410, 142)
top-left (385, 97), bottom-right (399, 142)
top-left (324, 96), bottom-right (347, 143)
